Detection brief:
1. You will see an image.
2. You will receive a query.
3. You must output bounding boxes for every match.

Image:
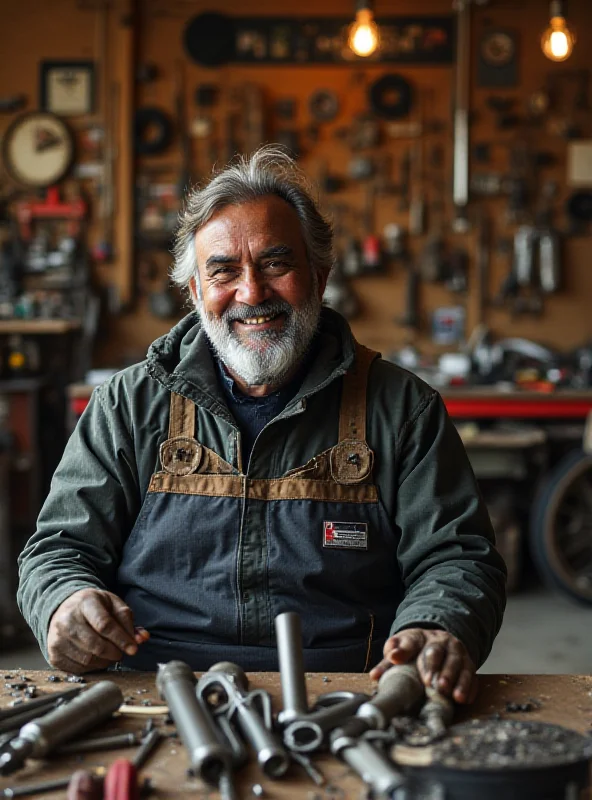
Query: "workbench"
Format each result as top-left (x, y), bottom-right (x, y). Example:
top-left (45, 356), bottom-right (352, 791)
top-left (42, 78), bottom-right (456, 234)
top-left (0, 671), bottom-right (590, 798)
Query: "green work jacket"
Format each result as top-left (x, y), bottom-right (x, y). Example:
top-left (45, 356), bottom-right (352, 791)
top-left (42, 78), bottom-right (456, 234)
top-left (17, 308), bottom-right (506, 668)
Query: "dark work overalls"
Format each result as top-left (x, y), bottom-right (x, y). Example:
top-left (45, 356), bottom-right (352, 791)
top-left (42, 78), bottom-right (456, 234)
top-left (117, 343), bottom-right (403, 671)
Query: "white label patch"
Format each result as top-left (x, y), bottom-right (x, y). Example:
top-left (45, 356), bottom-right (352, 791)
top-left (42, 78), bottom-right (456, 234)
top-left (323, 521), bottom-right (368, 550)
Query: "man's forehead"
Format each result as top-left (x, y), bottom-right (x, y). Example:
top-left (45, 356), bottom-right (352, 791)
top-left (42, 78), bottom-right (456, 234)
top-left (194, 198), bottom-right (305, 253)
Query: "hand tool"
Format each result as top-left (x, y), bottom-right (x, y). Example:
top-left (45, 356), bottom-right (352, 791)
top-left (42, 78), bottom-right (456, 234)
top-left (329, 665), bottom-right (439, 797)
top-left (513, 225), bottom-right (537, 288)
top-left (289, 751), bottom-right (326, 786)
top-left (99, 729), bottom-right (163, 800)
top-left (0, 687), bottom-right (83, 727)
top-left (282, 691), bottom-right (369, 754)
top-left (56, 730), bottom-right (141, 756)
top-left (0, 682), bottom-right (124, 775)
top-left (66, 770), bottom-right (102, 800)
top-left (156, 660), bottom-right (234, 788)
top-left (3, 775), bottom-right (78, 797)
top-left (197, 662), bottom-right (289, 778)
top-left (274, 612), bottom-right (309, 725)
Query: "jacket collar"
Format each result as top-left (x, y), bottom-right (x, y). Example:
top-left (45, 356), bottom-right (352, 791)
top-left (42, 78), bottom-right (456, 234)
top-left (145, 307), bottom-right (357, 422)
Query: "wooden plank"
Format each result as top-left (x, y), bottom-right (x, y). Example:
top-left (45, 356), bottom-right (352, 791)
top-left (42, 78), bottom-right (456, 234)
top-left (0, 320), bottom-right (81, 334)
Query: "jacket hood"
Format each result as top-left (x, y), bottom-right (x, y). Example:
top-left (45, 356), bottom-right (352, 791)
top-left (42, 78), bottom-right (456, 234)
top-left (144, 307), bottom-right (359, 415)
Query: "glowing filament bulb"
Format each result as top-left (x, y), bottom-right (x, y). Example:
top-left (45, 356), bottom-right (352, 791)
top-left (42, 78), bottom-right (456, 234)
top-left (541, 13), bottom-right (575, 62)
top-left (348, 9), bottom-right (379, 57)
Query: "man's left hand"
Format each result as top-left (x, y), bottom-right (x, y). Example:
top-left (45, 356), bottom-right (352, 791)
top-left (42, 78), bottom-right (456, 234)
top-left (369, 628), bottom-right (477, 704)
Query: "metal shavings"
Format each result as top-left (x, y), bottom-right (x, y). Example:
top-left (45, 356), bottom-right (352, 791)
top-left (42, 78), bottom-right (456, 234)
top-left (24, 687), bottom-right (37, 699)
top-left (5, 683), bottom-right (27, 690)
top-left (427, 720), bottom-right (592, 770)
top-left (47, 675), bottom-right (61, 682)
top-left (18, 676), bottom-right (30, 682)
top-left (66, 676), bottom-right (86, 684)
top-left (322, 676), bottom-right (331, 683)
top-left (8, 699), bottom-right (23, 707)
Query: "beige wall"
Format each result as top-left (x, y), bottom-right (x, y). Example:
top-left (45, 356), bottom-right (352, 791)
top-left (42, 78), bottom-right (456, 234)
top-left (1, 0), bottom-right (591, 366)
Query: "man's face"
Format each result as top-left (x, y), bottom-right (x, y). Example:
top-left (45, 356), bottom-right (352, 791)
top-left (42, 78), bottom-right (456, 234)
top-left (191, 196), bottom-right (327, 387)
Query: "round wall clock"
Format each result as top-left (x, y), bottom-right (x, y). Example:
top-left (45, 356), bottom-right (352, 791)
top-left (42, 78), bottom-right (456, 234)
top-left (2, 111), bottom-right (75, 187)
top-left (481, 31), bottom-right (516, 66)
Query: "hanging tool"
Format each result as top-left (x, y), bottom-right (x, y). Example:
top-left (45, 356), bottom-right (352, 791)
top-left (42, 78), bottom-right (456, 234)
top-left (539, 228), bottom-right (561, 294)
top-left (452, 0), bottom-right (472, 232)
top-left (156, 661), bottom-right (236, 790)
top-left (362, 183), bottom-right (382, 273)
top-left (398, 257), bottom-right (421, 330)
top-left (0, 682), bottom-right (123, 775)
top-left (476, 210), bottom-right (490, 324)
top-left (514, 225), bottom-right (537, 287)
top-left (368, 74), bottom-right (414, 120)
top-left (399, 149), bottom-right (412, 212)
top-left (197, 662), bottom-right (289, 779)
top-left (176, 60), bottom-right (192, 197)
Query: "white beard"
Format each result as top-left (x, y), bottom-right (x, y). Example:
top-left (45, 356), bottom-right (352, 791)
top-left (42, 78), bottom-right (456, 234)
top-left (196, 291), bottom-right (322, 387)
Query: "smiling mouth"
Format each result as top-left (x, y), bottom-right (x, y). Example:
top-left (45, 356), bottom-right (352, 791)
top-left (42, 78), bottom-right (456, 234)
top-left (236, 313), bottom-right (284, 326)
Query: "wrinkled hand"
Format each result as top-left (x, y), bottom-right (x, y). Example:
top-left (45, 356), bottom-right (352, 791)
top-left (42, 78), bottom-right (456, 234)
top-left (47, 589), bottom-right (149, 674)
top-left (369, 628), bottom-right (477, 704)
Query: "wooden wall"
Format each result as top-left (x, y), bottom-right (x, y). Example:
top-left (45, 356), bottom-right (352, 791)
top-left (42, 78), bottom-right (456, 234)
top-left (1, 0), bottom-right (591, 368)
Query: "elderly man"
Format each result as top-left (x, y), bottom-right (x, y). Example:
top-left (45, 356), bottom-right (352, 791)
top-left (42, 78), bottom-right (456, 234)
top-left (18, 147), bottom-right (505, 703)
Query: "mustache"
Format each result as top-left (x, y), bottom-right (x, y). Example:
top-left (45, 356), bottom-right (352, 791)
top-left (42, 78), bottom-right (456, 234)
top-left (223, 300), bottom-right (293, 323)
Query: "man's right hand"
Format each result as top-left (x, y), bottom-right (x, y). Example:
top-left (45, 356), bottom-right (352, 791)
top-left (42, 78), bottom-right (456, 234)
top-left (47, 589), bottom-right (142, 673)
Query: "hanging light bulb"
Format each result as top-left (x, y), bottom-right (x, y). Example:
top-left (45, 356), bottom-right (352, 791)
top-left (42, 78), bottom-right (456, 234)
top-left (348, 0), bottom-right (380, 58)
top-left (541, 0), bottom-right (576, 62)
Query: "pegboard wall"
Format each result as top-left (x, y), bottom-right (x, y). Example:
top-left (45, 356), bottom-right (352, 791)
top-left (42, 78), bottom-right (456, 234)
top-left (1, 0), bottom-right (592, 368)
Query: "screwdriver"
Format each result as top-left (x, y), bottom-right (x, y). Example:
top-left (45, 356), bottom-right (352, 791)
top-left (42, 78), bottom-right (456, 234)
top-left (0, 682), bottom-right (123, 775)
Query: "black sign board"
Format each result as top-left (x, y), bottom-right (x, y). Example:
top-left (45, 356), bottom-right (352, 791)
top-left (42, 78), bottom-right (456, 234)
top-left (184, 14), bottom-right (455, 67)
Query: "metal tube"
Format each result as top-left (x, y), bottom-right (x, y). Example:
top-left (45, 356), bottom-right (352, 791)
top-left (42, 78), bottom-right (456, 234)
top-left (156, 660), bottom-right (230, 786)
top-left (274, 612), bottom-right (308, 725)
top-left (333, 737), bottom-right (406, 797)
top-left (20, 682), bottom-right (123, 757)
top-left (199, 663), bottom-right (289, 779)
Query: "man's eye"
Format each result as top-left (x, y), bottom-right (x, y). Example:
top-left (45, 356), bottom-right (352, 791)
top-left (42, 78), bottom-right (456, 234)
top-left (265, 260), bottom-right (290, 269)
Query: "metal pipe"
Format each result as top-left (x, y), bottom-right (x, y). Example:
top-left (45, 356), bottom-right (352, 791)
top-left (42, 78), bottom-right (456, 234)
top-left (156, 660), bottom-right (231, 786)
top-left (274, 612), bottom-right (309, 725)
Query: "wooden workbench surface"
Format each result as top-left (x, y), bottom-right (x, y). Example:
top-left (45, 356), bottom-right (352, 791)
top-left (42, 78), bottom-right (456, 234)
top-left (0, 671), bottom-right (590, 798)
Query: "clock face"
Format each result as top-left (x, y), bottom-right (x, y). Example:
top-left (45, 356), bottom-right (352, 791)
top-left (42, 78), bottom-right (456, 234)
top-left (481, 31), bottom-right (515, 66)
top-left (2, 112), bottom-right (74, 187)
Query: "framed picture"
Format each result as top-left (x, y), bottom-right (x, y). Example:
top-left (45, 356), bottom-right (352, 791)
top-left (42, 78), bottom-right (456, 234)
top-left (39, 60), bottom-right (95, 116)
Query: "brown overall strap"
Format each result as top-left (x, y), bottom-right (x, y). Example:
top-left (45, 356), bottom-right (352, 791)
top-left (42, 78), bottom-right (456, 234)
top-left (168, 392), bottom-right (195, 439)
top-left (338, 343), bottom-right (380, 444)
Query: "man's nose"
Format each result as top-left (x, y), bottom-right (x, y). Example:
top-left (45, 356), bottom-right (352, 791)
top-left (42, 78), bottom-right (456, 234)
top-left (235, 268), bottom-right (271, 306)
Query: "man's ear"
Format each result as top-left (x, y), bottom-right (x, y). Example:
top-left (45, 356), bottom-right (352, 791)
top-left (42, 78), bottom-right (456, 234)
top-left (316, 268), bottom-right (330, 302)
top-left (189, 276), bottom-right (199, 306)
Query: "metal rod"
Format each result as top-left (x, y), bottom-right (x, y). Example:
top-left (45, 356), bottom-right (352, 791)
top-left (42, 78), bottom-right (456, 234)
top-left (56, 731), bottom-right (140, 755)
top-left (274, 612), bottom-right (309, 725)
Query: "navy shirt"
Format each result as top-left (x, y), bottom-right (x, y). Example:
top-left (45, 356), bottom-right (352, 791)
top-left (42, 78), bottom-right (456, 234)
top-left (215, 346), bottom-right (315, 465)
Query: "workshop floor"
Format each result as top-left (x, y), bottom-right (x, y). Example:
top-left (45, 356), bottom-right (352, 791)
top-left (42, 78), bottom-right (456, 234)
top-left (3, 581), bottom-right (591, 674)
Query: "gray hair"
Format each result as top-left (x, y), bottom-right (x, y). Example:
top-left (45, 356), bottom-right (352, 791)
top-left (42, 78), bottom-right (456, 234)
top-left (171, 146), bottom-right (334, 293)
